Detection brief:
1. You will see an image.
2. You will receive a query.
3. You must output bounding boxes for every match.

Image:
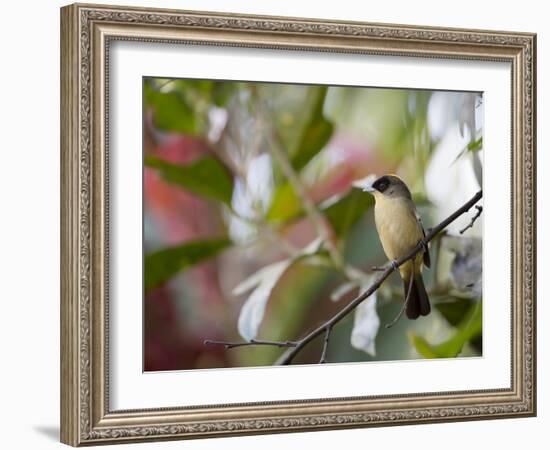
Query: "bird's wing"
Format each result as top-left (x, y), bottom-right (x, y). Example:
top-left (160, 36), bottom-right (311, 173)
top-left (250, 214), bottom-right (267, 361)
top-left (416, 212), bottom-right (431, 268)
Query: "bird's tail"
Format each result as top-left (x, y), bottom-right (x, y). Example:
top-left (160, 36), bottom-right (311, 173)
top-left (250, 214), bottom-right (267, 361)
top-left (403, 275), bottom-right (431, 319)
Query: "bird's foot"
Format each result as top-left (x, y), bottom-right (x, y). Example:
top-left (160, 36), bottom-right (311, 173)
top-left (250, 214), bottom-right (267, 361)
top-left (419, 238), bottom-right (429, 253)
top-left (372, 260), bottom-right (400, 272)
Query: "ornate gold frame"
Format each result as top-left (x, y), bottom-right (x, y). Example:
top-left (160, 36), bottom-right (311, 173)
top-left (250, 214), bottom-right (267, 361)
top-left (60, 3), bottom-right (536, 446)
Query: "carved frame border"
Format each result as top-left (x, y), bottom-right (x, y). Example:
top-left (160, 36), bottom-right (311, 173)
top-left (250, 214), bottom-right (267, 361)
top-left (60, 3), bottom-right (536, 446)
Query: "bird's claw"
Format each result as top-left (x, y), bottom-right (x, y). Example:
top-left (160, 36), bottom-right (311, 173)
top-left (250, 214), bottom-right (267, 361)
top-left (390, 260), bottom-right (399, 271)
top-left (420, 239), bottom-right (429, 252)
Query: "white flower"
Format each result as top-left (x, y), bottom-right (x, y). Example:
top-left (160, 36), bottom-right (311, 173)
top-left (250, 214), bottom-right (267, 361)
top-left (235, 238), bottom-right (323, 341)
top-left (235, 260), bottom-right (292, 341)
top-left (350, 280), bottom-right (380, 356)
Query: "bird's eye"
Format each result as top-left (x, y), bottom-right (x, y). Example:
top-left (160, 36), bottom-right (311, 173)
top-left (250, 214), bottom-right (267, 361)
top-left (379, 182), bottom-right (388, 191)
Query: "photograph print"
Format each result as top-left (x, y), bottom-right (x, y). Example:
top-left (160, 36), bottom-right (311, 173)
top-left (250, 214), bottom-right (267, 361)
top-left (142, 78), bottom-right (483, 372)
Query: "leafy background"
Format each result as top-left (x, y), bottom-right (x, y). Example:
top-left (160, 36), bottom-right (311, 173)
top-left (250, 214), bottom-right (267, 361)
top-left (143, 77), bottom-right (483, 371)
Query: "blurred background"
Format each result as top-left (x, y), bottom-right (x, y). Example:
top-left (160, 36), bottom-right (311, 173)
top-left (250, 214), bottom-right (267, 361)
top-left (143, 78), bottom-right (483, 371)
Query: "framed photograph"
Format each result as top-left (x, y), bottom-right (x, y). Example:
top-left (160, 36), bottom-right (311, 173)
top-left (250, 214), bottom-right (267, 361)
top-left (60, 3), bottom-right (536, 446)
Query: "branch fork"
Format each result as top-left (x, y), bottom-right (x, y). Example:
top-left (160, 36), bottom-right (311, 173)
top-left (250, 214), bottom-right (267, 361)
top-left (204, 339), bottom-right (297, 349)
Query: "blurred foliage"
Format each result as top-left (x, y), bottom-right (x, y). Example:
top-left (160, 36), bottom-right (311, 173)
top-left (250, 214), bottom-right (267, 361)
top-left (144, 82), bottom-right (198, 135)
top-left (267, 86), bottom-right (334, 221)
top-left (281, 86), bottom-right (334, 171)
top-left (145, 155), bottom-right (233, 205)
top-left (142, 76), bottom-right (484, 371)
top-left (266, 183), bottom-right (301, 223)
top-left (453, 136), bottom-right (483, 164)
top-left (268, 186), bottom-right (374, 241)
top-left (266, 85), bottom-right (333, 171)
top-left (435, 297), bottom-right (474, 326)
top-left (145, 238), bottom-right (230, 292)
top-left (323, 188), bottom-right (374, 238)
top-left (410, 301), bottom-right (482, 358)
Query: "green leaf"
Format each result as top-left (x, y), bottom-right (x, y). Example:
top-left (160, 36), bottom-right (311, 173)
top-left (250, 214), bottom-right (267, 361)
top-left (170, 79), bottom-right (232, 106)
top-left (145, 155), bottom-right (233, 205)
top-left (410, 301), bottom-right (482, 358)
top-left (263, 86), bottom-right (334, 218)
top-left (323, 188), bottom-right (373, 237)
top-left (145, 238), bottom-right (231, 292)
top-left (144, 82), bottom-right (198, 134)
top-left (289, 86), bottom-right (334, 171)
top-left (272, 85), bottom-right (334, 172)
top-left (409, 334), bottom-right (439, 358)
top-left (267, 187), bottom-right (373, 240)
top-left (435, 297), bottom-right (474, 327)
top-left (265, 183), bottom-right (302, 223)
top-left (452, 136), bottom-right (483, 164)
top-left (212, 81), bottom-right (237, 107)
top-left (291, 117), bottom-right (333, 171)
top-left (467, 136), bottom-right (483, 152)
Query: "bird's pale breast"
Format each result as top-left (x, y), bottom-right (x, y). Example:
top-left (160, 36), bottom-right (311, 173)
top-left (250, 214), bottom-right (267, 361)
top-left (374, 196), bottom-right (424, 278)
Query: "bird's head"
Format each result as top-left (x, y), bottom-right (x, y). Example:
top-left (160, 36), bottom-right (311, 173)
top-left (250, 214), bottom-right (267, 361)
top-left (363, 174), bottom-right (412, 200)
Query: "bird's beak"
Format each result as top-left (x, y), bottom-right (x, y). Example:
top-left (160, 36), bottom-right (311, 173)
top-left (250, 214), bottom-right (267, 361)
top-left (352, 174), bottom-right (377, 193)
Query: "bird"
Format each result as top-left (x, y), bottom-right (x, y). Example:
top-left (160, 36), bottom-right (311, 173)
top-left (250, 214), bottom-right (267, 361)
top-left (364, 174), bottom-right (431, 319)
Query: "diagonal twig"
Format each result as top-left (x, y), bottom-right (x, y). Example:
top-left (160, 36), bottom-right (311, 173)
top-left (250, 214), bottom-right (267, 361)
top-left (384, 260), bottom-right (415, 329)
top-left (253, 91), bottom-right (343, 269)
top-left (460, 205), bottom-right (483, 234)
top-left (319, 326), bottom-right (333, 364)
top-left (204, 339), bottom-right (297, 349)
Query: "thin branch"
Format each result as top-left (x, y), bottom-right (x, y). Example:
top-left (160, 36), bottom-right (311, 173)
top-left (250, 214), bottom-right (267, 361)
top-left (204, 339), bottom-right (297, 349)
top-left (265, 132), bottom-right (343, 268)
top-left (385, 261), bottom-right (415, 329)
top-left (459, 205), bottom-right (483, 234)
top-left (275, 190), bottom-right (483, 365)
top-left (319, 326), bottom-right (332, 364)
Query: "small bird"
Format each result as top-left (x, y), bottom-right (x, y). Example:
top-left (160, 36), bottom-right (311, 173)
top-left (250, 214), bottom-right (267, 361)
top-left (364, 175), bottom-right (431, 319)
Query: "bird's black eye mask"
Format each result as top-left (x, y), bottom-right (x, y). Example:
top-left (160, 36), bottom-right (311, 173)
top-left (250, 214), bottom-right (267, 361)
top-left (373, 176), bottom-right (390, 193)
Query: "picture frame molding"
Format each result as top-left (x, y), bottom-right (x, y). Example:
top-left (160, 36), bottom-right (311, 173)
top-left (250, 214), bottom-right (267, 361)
top-left (60, 3), bottom-right (536, 446)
